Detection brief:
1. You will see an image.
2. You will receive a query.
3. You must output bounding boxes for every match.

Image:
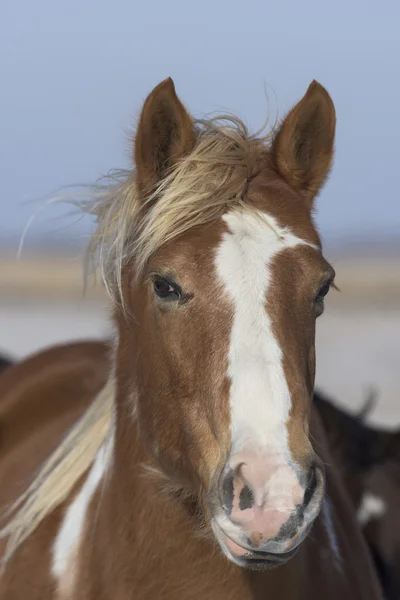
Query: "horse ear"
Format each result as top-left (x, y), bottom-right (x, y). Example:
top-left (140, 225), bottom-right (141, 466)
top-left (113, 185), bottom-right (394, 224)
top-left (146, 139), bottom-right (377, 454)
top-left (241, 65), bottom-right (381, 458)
top-left (271, 80), bottom-right (336, 207)
top-left (134, 78), bottom-right (196, 197)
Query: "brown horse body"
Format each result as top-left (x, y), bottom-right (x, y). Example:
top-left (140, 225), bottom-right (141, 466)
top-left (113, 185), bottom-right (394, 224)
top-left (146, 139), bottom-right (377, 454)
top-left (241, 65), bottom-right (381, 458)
top-left (0, 342), bottom-right (381, 599)
top-left (0, 78), bottom-right (384, 598)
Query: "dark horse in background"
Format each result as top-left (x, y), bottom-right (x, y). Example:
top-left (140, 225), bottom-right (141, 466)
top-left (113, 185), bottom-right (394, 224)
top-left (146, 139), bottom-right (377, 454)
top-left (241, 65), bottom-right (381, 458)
top-left (315, 391), bottom-right (400, 600)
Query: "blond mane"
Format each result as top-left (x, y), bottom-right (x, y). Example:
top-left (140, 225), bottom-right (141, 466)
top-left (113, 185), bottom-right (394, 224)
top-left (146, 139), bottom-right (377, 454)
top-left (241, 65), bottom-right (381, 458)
top-left (85, 115), bottom-right (271, 302)
top-left (1, 114), bottom-right (273, 570)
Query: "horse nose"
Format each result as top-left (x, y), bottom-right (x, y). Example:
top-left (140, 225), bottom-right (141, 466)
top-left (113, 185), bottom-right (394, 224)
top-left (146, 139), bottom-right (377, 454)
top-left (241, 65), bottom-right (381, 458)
top-left (219, 451), bottom-right (323, 549)
top-left (303, 464), bottom-right (319, 507)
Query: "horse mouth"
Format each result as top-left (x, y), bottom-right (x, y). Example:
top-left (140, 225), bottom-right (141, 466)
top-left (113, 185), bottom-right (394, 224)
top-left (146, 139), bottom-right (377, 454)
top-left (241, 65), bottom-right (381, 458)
top-left (238, 545), bottom-right (300, 570)
top-left (212, 520), bottom-right (301, 570)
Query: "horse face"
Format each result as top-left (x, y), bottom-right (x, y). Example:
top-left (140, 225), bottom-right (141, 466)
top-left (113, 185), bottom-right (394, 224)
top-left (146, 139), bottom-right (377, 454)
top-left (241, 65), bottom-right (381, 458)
top-left (118, 78), bottom-right (336, 568)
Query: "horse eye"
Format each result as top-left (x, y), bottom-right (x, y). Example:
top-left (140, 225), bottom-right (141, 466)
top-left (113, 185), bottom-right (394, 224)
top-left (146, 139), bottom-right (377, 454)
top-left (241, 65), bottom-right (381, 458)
top-left (152, 277), bottom-right (181, 301)
top-left (315, 281), bottom-right (332, 316)
top-left (316, 282), bottom-right (331, 301)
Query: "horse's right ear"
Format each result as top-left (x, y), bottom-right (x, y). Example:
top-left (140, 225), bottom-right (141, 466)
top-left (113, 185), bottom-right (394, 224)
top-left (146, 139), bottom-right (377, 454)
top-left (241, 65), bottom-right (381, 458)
top-left (134, 78), bottom-right (196, 197)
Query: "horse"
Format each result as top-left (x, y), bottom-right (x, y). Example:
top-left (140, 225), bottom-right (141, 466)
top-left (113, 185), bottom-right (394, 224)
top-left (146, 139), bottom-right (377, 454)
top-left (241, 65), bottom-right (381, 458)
top-left (0, 78), bottom-right (383, 599)
top-left (315, 390), bottom-right (400, 599)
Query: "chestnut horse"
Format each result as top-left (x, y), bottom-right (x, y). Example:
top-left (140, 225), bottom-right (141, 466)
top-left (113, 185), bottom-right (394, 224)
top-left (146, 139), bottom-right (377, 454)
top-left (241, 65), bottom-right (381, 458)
top-left (0, 79), bottom-right (383, 599)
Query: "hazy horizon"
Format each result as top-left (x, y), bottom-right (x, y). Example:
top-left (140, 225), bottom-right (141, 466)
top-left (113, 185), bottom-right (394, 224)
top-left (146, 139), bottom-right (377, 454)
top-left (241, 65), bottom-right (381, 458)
top-left (1, 0), bottom-right (400, 250)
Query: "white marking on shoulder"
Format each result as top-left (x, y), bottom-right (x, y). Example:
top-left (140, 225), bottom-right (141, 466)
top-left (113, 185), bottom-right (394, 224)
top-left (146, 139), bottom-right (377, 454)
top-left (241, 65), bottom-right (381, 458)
top-left (52, 434), bottom-right (114, 579)
top-left (357, 492), bottom-right (386, 526)
top-left (215, 210), bottom-right (315, 454)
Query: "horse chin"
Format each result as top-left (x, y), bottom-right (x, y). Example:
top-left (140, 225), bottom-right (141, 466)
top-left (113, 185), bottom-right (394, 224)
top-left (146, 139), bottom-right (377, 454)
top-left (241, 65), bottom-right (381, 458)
top-left (231, 546), bottom-right (300, 571)
top-left (211, 518), bottom-right (302, 571)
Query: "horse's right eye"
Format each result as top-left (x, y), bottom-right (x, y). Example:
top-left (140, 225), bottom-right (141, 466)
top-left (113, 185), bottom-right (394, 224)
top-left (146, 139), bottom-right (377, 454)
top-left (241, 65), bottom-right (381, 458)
top-left (152, 277), bottom-right (181, 301)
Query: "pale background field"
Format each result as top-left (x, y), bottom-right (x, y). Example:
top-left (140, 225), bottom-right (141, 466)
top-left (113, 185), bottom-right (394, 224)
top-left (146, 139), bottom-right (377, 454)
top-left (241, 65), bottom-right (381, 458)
top-left (1, 250), bottom-right (399, 429)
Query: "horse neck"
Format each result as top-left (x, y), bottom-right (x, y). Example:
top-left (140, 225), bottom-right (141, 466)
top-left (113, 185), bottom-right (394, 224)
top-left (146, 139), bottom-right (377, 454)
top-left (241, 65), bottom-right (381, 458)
top-left (72, 384), bottom-right (232, 598)
top-left (57, 384), bottom-right (383, 599)
top-left (73, 379), bottom-right (299, 599)
top-left (76, 408), bottom-right (305, 600)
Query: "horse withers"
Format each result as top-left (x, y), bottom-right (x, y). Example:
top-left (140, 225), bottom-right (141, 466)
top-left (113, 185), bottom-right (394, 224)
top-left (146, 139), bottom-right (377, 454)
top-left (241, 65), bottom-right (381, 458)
top-left (0, 79), bottom-right (383, 599)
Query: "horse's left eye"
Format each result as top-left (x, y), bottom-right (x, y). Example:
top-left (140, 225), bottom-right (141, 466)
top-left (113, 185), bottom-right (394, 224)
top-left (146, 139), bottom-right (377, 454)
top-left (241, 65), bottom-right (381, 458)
top-left (152, 277), bottom-right (181, 301)
top-left (315, 281), bottom-right (332, 316)
top-left (316, 282), bottom-right (331, 301)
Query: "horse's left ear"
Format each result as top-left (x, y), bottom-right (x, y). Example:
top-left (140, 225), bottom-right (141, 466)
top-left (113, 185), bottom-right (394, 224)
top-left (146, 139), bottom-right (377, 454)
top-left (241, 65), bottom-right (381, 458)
top-left (134, 77), bottom-right (196, 197)
top-left (271, 81), bottom-right (336, 207)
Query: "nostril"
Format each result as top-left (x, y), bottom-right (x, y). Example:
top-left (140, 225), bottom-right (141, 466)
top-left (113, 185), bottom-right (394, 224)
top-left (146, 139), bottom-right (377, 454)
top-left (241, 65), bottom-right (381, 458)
top-left (239, 484), bottom-right (254, 510)
top-left (220, 467), bottom-right (255, 515)
top-left (303, 466), bottom-right (318, 507)
top-left (221, 470), bottom-right (234, 514)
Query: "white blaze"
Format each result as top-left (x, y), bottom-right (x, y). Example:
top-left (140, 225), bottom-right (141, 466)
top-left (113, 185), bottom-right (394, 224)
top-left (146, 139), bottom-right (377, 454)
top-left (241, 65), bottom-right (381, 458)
top-left (215, 210), bottom-right (313, 457)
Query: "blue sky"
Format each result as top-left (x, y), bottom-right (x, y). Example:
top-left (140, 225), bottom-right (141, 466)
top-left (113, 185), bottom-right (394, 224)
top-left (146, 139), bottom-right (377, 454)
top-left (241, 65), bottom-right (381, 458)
top-left (1, 0), bottom-right (399, 249)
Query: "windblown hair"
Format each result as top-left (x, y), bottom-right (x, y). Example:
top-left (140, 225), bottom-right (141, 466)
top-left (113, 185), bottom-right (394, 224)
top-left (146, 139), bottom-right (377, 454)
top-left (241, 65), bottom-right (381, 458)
top-left (0, 379), bottom-right (114, 569)
top-left (85, 115), bottom-right (271, 301)
top-left (1, 113), bottom-right (274, 570)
